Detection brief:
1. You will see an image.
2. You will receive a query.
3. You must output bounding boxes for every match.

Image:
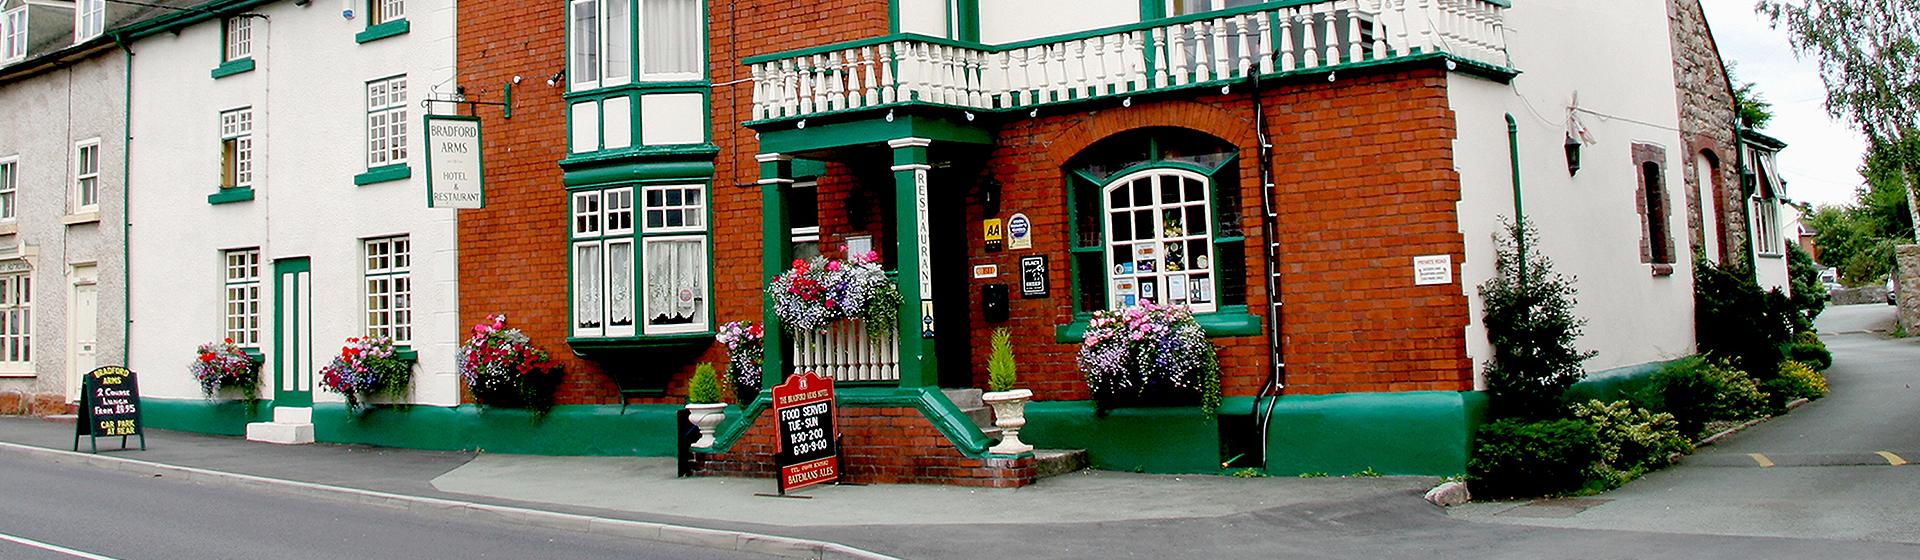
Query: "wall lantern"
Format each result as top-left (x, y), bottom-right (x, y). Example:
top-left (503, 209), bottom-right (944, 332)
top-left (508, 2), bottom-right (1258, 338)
top-left (980, 178), bottom-right (1003, 217)
top-left (1564, 133), bottom-right (1582, 176)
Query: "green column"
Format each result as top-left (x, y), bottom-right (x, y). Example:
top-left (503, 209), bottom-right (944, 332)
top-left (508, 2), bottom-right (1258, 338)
top-left (758, 153), bottom-right (795, 390)
top-left (888, 138), bottom-right (936, 388)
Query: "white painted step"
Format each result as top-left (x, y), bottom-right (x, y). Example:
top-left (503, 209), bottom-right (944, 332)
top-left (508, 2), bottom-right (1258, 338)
top-left (248, 407), bottom-right (315, 445)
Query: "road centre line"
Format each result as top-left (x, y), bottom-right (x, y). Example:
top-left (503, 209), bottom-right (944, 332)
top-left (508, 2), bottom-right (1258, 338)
top-left (1876, 451), bottom-right (1908, 466)
top-left (0, 532), bottom-right (121, 560)
top-left (1748, 453), bottom-right (1774, 468)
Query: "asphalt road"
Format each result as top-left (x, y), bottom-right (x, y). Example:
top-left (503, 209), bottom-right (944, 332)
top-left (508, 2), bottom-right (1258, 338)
top-left (1453, 304), bottom-right (1920, 544)
top-left (0, 451), bottom-right (764, 560)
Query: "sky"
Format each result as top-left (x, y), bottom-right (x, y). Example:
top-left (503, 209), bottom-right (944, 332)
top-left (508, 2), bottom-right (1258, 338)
top-left (1699, 0), bottom-right (1869, 209)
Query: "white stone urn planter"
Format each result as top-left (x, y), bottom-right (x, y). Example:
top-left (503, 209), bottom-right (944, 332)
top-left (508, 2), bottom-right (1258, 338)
top-left (982, 388), bottom-right (1033, 455)
top-left (686, 402), bottom-right (728, 449)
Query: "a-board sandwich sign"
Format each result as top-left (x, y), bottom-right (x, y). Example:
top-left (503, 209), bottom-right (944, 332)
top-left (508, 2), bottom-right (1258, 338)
top-left (75, 366), bottom-right (145, 452)
top-left (772, 371), bottom-right (838, 493)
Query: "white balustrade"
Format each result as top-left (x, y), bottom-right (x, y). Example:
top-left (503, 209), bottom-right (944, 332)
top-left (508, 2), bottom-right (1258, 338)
top-left (791, 319), bottom-right (901, 383)
top-left (747, 0), bottom-right (1506, 121)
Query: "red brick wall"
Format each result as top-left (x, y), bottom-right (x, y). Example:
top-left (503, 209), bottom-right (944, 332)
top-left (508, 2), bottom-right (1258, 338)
top-left (694, 406), bottom-right (1037, 487)
top-left (959, 68), bottom-right (1472, 398)
top-left (458, 0), bottom-right (889, 405)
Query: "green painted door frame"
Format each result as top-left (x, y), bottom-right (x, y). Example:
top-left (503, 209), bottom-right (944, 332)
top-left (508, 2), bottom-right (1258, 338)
top-left (273, 257), bottom-right (313, 407)
top-left (757, 154), bottom-right (795, 391)
top-left (889, 138), bottom-right (936, 388)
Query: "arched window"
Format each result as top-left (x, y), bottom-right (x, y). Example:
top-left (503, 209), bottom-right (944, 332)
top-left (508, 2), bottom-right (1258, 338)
top-left (1067, 128), bottom-right (1245, 316)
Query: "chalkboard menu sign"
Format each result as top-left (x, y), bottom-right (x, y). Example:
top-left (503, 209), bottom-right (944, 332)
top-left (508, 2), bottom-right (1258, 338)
top-left (771, 371), bottom-right (838, 494)
top-left (74, 366), bottom-right (145, 453)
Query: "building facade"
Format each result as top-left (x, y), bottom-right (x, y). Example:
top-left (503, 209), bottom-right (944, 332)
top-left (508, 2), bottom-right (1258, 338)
top-left (121, 0), bottom-right (459, 442)
top-left (0, 0), bottom-right (139, 415)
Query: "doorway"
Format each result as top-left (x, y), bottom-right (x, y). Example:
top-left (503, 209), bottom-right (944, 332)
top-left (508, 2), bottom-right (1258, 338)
top-left (66, 264), bottom-right (97, 401)
top-left (272, 257), bottom-right (312, 407)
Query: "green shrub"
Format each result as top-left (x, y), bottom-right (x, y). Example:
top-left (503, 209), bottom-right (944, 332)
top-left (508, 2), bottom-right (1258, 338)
top-left (1480, 220), bottom-right (1596, 420)
top-left (1794, 330), bottom-right (1823, 347)
top-left (1763, 360), bottom-right (1829, 408)
top-left (1469, 419), bottom-right (1601, 498)
top-left (1786, 244), bottom-right (1829, 332)
top-left (687, 363), bottom-right (724, 404)
top-left (1571, 400), bottom-right (1692, 471)
top-left (1694, 258), bottom-right (1795, 380)
top-left (987, 327), bottom-right (1017, 392)
top-left (1655, 358), bottom-right (1769, 436)
top-left (1784, 342), bottom-right (1833, 371)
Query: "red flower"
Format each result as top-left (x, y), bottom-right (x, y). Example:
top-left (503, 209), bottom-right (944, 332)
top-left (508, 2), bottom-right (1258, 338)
top-left (199, 353), bottom-right (215, 362)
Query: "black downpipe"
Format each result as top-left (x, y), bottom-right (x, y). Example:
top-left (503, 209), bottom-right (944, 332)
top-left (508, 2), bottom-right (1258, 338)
top-left (1247, 68), bottom-right (1285, 468)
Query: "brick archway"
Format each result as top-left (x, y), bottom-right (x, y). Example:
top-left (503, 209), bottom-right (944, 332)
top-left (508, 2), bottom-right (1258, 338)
top-left (1045, 100), bottom-right (1259, 164)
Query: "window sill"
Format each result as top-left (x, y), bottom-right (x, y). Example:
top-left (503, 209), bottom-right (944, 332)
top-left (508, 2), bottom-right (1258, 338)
top-left (61, 211), bottom-right (100, 226)
top-left (0, 370), bottom-right (34, 378)
top-left (1650, 263), bottom-right (1675, 277)
top-left (208, 187), bottom-right (255, 205)
top-left (354, 164), bottom-right (411, 186)
top-left (393, 348), bottom-right (419, 363)
top-left (1757, 252), bottom-right (1785, 260)
top-left (211, 58), bottom-right (255, 80)
top-left (0, 221), bottom-right (17, 235)
top-left (1053, 306), bottom-right (1263, 343)
top-left (355, 19), bottom-right (410, 44)
top-left (567, 332), bottom-right (715, 354)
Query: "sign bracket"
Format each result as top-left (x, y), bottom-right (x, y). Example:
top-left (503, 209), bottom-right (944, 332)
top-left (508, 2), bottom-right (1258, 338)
top-left (420, 83), bottom-right (512, 119)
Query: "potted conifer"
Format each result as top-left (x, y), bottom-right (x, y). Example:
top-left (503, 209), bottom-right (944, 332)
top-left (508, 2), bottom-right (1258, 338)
top-left (686, 363), bottom-right (727, 448)
top-left (981, 328), bottom-right (1033, 455)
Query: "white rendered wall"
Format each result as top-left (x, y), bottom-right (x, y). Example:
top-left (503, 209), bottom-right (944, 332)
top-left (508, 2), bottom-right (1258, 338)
top-left (978, 0), bottom-right (1139, 44)
top-left (899, 0), bottom-right (951, 37)
top-left (1451, 0), bottom-right (1698, 386)
top-left (126, 1), bottom-right (458, 405)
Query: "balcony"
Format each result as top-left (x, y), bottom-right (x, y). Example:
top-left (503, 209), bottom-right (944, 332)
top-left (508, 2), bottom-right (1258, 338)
top-left (746, 0), bottom-right (1511, 124)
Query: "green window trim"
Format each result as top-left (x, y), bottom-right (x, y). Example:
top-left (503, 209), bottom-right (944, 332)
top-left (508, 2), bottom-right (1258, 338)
top-left (1054, 306), bottom-right (1263, 343)
top-left (355, 18), bottom-right (409, 44)
top-left (354, 164), bottom-right (411, 186)
top-left (210, 58), bottom-right (254, 79)
top-left (207, 186), bottom-right (255, 205)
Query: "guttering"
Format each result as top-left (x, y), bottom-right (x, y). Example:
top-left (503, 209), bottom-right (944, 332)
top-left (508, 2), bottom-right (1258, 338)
top-left (1248, 68), bottom-right (1285, 468)
top-left (1506, 114), bottom-right (1525, 283)
top-left (115, 32), bottom-right (133, 364)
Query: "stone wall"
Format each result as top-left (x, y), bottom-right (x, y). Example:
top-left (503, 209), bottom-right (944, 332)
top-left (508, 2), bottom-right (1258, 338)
top-left (1668, 0), bottom-right (1745, 264)
top-left (1899, 245), bottom-right (1920, 334)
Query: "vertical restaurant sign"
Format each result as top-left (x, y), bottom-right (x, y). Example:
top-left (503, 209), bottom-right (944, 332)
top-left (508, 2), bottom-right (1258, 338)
top-left (772, 371), bottom-right (839, 493)
top-left (425, 115), bottom-right (485, 209)
top-left (914, 168), bottom-right (935, 337)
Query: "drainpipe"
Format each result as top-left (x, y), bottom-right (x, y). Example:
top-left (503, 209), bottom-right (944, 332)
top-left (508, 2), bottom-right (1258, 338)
top-left (1506, 114), bottom-right (1525, 284)
top-left (1249, 69), bottom-right (1285, 468)
top-left (115, 34), bottom-right (133, 365)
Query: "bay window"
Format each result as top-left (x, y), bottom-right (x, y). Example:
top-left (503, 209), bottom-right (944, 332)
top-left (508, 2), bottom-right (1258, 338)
top-left (571, 183), bottom-right (710, 339)
top-left (569, 0), bottom-right (703, 91)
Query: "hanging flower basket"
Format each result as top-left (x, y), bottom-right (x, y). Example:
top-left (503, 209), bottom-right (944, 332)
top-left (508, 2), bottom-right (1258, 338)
top-left (765, 252), bottom-right (902, 336)
top-left (319, 335), bottom-right (413, 412)
top-left (458, 314), bottom-right (563, 412)
top-left (190, 338), bottom-right (260, 400)
top-left (1077, 302), bottom-right (1221, 414)
top-left (716, 320), bottom-right (765, 404)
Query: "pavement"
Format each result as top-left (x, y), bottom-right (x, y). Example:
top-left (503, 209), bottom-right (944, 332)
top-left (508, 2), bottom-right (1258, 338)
top-left (1452, 303), bottom-right (1920, 545)
top-left (5, 305), bottom-right (1920, 559)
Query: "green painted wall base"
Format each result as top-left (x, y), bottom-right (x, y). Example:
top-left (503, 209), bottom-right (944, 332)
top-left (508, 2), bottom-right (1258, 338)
top-left (1566, 358), bottom-right (1683, 405)
top-left (1236, 391), bottom-right (1488, 477)
top-left (142, 397), bottom-right (683, 456)
top-left (143, 398), bottom-right (274, 436)
top-left (1021, 402), bottom-right (1222, 474)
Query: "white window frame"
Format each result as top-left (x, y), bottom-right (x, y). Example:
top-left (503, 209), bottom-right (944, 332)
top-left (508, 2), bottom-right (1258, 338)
top-left (364, 236), bottom-right (413, 345)
top-left (73, 139), bottom-right (100, 213)
top-left (640, 183), bottom-right (704, 234)
top-left (224, 16), bottom-right (253, 62)
top-left (223, 248), bottom-right (262, 348)
top-left (3, 7), bottom-right (26, 63)
top-left (366, 75), bottom-right (408, 169)
top-left (1752, 197), bottom-right (1783, 257)
top-left (569, 0), bottom-right (609, 90)
top-left (370, 0), bottom-right (406, 26)
top-left (640, 235), bottom-right (706, 335)
top-left (571, 187), bottom-right (638, 338)
top-left (0, 157), bottom-right (16, 221)
top-left (637, 0), bottom-right (701, 81)
top-left (1101, 168), bottom-right (1220, 314)
top-left (74, 0), bottom-right (104, 42)
top-left (0, 271), bottom-right (31, 375)
top-left (220, 107), bottom-right (253, 188)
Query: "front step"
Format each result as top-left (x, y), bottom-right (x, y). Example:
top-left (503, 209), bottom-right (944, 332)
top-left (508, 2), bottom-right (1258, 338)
top-left (1034, 449), bottom-right (1089, 479)
top-left (943, 388), bottom-right (1002, 441)
top-left (246, 406), bottom-right (315, 445)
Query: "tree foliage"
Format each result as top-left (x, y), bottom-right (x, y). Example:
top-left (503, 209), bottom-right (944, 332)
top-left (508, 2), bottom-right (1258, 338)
top-left (1758, 0), bottom-right (1920, 242)
top-left (1727, 63), bottom-right (1776, 129)
top-left (1694, 257), bottom-right (1796, 379)
top-left (1786, 244), bottom-right (1828, 331)
top-left (1803, 137), bottom-right (1918, 283)
top-left (1480, 220), bottom-right (1595, 421)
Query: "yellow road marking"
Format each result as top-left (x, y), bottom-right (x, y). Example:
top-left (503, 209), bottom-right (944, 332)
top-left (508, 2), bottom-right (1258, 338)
top-left (1877, 451), bottom-right (1908, 466)
top-left (1749, 453), bottom-right (1775, 468)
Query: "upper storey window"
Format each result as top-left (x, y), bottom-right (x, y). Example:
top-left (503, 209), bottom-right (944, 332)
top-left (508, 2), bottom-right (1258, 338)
top-left (75, 0), bottom-right (104, 42)
top-left (569, 0), bottom-right (702, 91)
top-left (1165, 0), bottom-right (1264, 16)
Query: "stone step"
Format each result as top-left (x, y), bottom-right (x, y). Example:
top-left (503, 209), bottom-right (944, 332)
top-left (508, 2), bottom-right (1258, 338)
top-left (245, 421), bottom-right (315, 445)
top-left (941, 388), bottom-right (984, 409)
top-left (1034, 449), bottom-right (1089, 479)
top-left (959, 405), bottom-right (995, 430)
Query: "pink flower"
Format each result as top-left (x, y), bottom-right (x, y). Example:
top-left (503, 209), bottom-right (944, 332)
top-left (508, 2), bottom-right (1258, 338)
top-left (863, 251), bottom-right (880, 263)
top-left (826, 260), bottom-right (842, 272)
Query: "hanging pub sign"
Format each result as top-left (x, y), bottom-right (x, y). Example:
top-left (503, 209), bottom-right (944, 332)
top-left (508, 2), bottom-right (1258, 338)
top-left (74, 366), bottom-right (145, 453)
top-left (772, 371), bottom-right (839, 494)
top-left (425, 114), bottom-right (485, 209)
